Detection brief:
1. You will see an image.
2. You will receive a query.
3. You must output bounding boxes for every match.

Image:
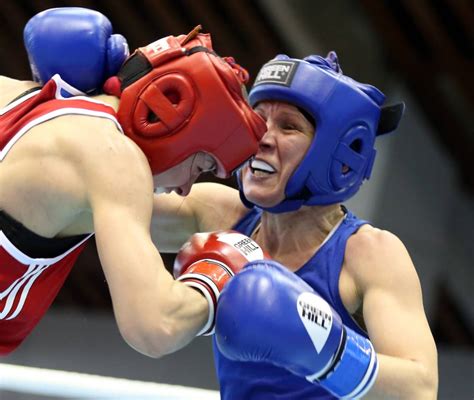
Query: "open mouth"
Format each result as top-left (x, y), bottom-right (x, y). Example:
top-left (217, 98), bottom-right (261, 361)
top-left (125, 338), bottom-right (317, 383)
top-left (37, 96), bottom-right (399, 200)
top-left (250, 158), bottom-right (276, 176)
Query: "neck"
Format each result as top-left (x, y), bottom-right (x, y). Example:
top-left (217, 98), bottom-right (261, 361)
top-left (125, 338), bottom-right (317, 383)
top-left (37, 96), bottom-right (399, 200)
top-left (254, 203), bottom-right (345, 269)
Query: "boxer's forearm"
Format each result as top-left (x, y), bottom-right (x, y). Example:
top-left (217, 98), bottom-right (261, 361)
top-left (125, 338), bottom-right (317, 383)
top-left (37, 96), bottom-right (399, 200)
top-left (94, 206), bottom-right (209, 358)
top-left (364, 353), bottom-right (438, 400)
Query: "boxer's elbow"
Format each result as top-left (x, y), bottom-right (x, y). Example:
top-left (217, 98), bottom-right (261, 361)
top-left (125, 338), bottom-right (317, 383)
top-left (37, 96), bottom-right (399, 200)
top-left (114, 281), bottom-right (207, 358)
top-left (393, 359), bottom-right (439, 399)
top-left (411, 346), bottom-right (438, 399)
top-left (416, 362), bottom-right (438, 399)
top-left (117, 314), bottom-right (181, 358)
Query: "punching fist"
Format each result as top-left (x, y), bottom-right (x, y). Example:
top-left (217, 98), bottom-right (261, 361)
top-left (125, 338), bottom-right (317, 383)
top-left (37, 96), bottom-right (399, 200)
top-left (216, 260), bottom-right (378, 399)
top-left (174, 231), bottom-right (266, 335)
top-left (24, 7), bottom-right (129, 93)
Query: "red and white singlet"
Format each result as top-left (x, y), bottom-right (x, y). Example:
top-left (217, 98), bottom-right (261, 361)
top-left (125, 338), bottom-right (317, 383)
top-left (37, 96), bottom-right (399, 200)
top-left (0, 75), bottom-right (121, 354)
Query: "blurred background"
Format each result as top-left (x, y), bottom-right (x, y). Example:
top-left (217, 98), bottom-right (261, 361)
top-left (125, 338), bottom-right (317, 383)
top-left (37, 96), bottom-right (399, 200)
top-left (0, 0), bottom-right (473, 398)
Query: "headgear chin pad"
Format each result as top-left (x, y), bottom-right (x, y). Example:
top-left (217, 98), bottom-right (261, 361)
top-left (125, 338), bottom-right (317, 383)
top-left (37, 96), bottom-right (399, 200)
top-left (242, 52), bottom-right (404, 212)
top-left (105, 26), bottom-right (266, 177)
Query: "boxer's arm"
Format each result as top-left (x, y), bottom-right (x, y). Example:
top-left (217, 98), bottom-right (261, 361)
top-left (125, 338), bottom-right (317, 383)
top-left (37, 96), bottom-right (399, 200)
top-left (151, 182), bottom-right (246, 252)
top-left (74, 119), bottom-right (208, 357)
top-left (346, 228), bottom-right (438, 399)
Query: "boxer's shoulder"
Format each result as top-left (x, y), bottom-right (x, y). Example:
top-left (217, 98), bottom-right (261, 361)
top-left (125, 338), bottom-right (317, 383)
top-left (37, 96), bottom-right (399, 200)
top-left (0, 76), bottom-right (39, 108)
top-left (344, 224), bottom-right (416, 296)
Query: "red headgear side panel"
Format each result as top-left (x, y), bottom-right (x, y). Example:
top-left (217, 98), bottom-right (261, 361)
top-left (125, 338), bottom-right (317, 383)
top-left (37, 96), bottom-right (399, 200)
top-left (112, 29), bottom-right (266, 177)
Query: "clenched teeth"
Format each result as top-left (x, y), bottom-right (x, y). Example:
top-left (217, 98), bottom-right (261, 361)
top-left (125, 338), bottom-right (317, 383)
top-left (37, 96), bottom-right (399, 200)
top-left (250, 159), bottom-right (276, 174)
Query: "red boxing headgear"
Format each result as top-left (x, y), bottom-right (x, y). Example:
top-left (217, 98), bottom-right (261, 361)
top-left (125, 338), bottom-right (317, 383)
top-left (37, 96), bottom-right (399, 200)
top-left (103, 26), bottom-right (266, 177)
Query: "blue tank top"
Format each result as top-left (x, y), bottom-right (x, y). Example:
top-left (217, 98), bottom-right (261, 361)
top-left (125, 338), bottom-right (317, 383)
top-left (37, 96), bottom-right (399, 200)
top-left (213, 206), bottom-right (369, 399)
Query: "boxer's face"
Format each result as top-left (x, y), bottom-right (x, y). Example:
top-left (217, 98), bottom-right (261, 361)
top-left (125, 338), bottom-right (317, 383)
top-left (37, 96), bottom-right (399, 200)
top-left (241, 101), bottom-right (314, 207)
top-left (153, 152), bottom-right (216, 196)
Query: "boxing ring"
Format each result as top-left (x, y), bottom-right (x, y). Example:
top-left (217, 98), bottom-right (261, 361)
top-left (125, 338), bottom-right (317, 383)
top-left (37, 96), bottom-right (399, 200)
top-left (0, 363), bottom-right (220, 399)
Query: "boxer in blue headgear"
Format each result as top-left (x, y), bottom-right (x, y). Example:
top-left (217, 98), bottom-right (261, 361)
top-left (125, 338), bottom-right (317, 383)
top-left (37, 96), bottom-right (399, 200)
top-left (152, 50), bottom-right (437, 399)
top-left (240, 51), bottom-right (405, 212)
top-left (152, 52), bottom-right (437, 400)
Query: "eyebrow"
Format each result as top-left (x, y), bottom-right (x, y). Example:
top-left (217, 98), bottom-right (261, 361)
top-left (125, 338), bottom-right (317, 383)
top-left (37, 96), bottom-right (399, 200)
top-left (281, 112), bottom-right (314, 128)
top-left (255, 105), bottom-right (314, 130)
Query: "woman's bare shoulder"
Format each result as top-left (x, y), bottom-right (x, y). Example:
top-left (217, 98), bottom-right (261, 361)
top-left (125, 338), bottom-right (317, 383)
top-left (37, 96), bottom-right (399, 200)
top-left (0, 76), bottom-right (39, 108)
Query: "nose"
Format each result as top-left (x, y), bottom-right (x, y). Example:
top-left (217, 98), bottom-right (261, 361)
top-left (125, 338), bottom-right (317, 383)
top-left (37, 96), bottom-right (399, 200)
top-left (176, 179), bottom-right (194, 196)
top-left (258, 123), bottom-right (277, 150)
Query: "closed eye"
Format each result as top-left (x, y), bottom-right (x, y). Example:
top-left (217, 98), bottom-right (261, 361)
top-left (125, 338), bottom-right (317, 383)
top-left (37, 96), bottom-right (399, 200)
top-left (204, 166), bottom-right (216, 173)
top-left (198, 163), bottom-right (217, 174)
top-left (282, 123), bottom-right (303, 132)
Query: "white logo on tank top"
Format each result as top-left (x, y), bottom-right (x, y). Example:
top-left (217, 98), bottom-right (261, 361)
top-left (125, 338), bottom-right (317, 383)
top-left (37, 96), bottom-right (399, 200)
top-left (0, 262), bottom-right (52, 320)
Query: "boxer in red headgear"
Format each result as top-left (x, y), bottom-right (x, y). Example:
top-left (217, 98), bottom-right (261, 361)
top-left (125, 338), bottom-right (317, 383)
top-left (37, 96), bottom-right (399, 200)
top-left (0, 7), bottom-right (265, 356)
top-left (104, 25), bottom-right (265, 181)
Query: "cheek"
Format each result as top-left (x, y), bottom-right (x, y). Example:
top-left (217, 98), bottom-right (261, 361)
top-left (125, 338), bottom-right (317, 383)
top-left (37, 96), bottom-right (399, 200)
top-left (153, 171), bottom-right (173, 187)
top-left (154, 165), bottom-right (189, 187)
top-left (289, 139), bottom-right (312, 167)
top-left (283, 146), bottom-right (308, 172)
top-left (173, 168), bottom-right (193, 186)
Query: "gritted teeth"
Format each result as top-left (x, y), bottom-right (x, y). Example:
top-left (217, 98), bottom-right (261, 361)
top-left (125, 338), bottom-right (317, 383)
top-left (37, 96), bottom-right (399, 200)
top-left (250, 159), bottom-right (276, 173)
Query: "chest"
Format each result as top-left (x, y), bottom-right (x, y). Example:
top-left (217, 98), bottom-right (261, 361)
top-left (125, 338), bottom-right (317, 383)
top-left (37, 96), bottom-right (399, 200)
top-left (258, 234), bottom-right (362, 316)
top-left (280, 241), bottom-right (363, 326)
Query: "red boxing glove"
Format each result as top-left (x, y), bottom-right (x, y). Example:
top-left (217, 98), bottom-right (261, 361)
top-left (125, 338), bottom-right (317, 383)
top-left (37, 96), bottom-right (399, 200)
top-left (174, 230), bottom-right (265, 335)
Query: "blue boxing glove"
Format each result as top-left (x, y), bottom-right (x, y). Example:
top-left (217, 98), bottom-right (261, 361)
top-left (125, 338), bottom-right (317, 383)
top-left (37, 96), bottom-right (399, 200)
top-left (216, 260), bottom-right (378, 399)
top-left (23, 7), bottom-right (129, 93)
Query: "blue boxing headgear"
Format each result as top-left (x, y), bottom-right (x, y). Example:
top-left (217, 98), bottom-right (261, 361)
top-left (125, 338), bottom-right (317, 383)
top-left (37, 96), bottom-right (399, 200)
top-left (240, 52), bottom-right (404, 213)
